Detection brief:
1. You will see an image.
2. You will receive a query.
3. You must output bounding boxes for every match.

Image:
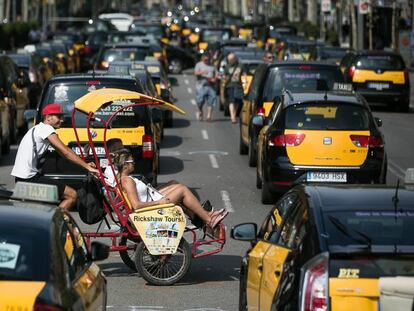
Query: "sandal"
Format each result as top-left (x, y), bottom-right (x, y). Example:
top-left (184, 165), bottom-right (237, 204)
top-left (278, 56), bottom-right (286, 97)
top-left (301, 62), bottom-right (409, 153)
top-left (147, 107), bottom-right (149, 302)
top-left (208, 210), bottom-right (229, 229)
top-left (197, 111), bottom-right (203, 121)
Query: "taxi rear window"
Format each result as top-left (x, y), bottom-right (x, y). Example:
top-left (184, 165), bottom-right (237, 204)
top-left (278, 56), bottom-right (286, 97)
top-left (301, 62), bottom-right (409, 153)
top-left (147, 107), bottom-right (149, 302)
top-left (42, 81), bottom-right (147, 128)
top-left (102, 48), bottom-right (150, 62)
top-left (323, 210), bottom-right (414, 247)
top-left (202, 30), bottom-right (231, 42)
top-left (356, 55), bottom-right (405, 70)
top-left (263, 67), bottom-right (344, 101)
top-left (285, 103), bottom-right (370, 130)
top-left (0, 226), bottom-right (49, 281)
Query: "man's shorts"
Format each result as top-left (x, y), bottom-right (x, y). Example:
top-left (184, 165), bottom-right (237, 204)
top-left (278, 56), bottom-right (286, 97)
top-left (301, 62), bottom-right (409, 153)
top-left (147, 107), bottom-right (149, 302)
top-left (15, 175), bottom-right (66, 198)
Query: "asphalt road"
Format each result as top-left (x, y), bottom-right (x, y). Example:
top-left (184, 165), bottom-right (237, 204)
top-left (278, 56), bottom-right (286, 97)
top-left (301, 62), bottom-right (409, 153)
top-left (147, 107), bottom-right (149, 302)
top-left (1, 71), bottom-right (414, 311)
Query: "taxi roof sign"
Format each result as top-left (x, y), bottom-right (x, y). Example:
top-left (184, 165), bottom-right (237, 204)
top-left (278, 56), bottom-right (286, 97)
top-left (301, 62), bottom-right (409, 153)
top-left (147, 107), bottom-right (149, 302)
top-left (12, 182), bottom-right (59, 204)
top-left (333, 83), bottom-right (353, 92)
top-left (405, 168), bottom-right (414, 189)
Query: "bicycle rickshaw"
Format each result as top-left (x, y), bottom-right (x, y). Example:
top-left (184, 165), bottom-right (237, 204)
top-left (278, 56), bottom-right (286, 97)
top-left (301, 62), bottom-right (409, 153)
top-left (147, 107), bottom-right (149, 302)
top-left (72, 88), bottom-right (226, 285)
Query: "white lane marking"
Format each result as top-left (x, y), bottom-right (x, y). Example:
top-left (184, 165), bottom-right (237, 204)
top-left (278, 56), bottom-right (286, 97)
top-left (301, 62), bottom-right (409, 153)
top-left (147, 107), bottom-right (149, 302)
top-left (188, 150), bottom-right (229, 155)
top-left (209, 154), bottom-right (219, 168)
top-left (220, 190), bottom-right (234, 212)
top-left (191, 99), bottom-right (197, 106)
top-left (184, 79), bottom-right (189, 85)
top-left (187, 87), bottom-right (193, 94)
top-left (183, 73), bottom-right (187, 77)
top-left (201, 130), bottom-right (209, 140)
top-left (160, 150), bottom-right (181, 156)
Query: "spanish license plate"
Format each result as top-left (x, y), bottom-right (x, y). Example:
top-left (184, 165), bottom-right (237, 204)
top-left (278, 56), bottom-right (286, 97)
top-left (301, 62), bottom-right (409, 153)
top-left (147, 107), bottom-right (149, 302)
top-left (307, 172), bottom-right (347, 182)
top-left (368, 82), bottom-right (390, 90)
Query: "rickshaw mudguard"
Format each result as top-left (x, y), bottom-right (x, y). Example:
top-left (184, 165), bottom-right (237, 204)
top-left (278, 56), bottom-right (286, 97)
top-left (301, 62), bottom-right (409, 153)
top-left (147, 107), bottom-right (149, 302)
top-left (73, 88), bottom-right (186, 115)
top-left (128, 204), bottom-right (187, 255)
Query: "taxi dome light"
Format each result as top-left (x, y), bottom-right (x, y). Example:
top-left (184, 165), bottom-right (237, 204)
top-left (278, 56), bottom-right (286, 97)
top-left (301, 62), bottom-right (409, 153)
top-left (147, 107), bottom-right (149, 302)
top-left (12, 182), bottom-right (59, 204)
top-left (404, 168), bottom-right (414, 188)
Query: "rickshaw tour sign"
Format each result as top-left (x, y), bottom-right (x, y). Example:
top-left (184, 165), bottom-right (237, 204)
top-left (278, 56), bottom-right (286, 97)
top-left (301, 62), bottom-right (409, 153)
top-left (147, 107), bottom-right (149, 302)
top-left (129, 205), bottom-right (186, 255)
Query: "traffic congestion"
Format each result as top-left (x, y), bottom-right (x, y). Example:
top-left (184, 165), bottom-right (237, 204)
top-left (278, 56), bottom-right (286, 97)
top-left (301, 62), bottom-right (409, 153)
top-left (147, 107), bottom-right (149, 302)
top-left (1, 2), bottom-right (414, 311)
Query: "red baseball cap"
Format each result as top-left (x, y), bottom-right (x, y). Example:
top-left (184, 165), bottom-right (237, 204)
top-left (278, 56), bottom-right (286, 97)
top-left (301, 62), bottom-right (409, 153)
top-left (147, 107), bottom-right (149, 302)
top-left (42, 104), bottom-right (64, 116)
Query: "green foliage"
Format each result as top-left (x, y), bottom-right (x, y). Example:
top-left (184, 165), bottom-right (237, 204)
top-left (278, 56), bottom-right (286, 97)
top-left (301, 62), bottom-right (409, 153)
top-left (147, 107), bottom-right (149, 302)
top-left (289, 21), bottom-right (320, 40)
top-left (0, 20), bottom-right (39, 50)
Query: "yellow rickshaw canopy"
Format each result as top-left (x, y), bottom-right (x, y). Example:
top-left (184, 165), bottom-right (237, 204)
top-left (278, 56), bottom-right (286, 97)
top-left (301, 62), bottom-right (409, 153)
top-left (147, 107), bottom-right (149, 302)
top-left (74, 88), bottom-right (185, 115)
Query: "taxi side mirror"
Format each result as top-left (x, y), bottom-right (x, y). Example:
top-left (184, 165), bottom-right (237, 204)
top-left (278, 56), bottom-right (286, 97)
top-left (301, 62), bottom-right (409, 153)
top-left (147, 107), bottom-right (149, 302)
top-left (374, 117), bottom-right (382, 127)
top-left (169, 77), bottom-right (178, 86)
top-left (231, 223), bottom-right (257, 241)
top-left (90, 241), bottom-right (110, 261)
top-left (160, 88), bottom-right (171, 100)
top-left (252, 115), bottom-right (264, 127)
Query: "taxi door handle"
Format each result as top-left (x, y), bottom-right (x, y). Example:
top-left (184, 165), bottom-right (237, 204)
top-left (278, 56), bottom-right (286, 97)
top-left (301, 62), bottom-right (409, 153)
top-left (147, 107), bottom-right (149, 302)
top-left (258, 265), bottom-right (263, 272)
top-left (274, 270), bottom-right (281, 277)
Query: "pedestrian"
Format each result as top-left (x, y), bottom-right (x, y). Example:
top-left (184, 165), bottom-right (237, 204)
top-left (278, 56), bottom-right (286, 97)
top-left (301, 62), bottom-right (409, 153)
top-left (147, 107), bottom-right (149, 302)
top-left (194, 53), bottom-right (218, 122)
top-left (11, 103), bottom-right (99, 210)
top-left (224, 53), bottom-right (243, 123)
top-left (262, 51), bottom-right (275, 63)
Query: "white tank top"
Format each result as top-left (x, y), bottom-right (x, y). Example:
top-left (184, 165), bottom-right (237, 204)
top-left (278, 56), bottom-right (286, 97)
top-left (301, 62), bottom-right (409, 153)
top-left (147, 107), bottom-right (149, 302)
top-left (129, 176), bottom-right (164, 202)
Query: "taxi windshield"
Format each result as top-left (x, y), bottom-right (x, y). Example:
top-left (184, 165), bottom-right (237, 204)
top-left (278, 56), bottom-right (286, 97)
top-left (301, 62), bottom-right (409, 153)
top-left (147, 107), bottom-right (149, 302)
top-left (0, 226), bottom-right (49, 281)
top-left (324, 211), bottom-right (414, 247)
top-left (202, 30), bottom-right (231, 42)
top-left (43, 82), bottom-right (146, 128)
top-left (356, 55), bottom-right (405, 70)
top-left (263, 67), bottom-right (344, 101)
top-left (285, 103), bottom-right (370, 130)
top-left (103, 48), bottom-right (150, 62)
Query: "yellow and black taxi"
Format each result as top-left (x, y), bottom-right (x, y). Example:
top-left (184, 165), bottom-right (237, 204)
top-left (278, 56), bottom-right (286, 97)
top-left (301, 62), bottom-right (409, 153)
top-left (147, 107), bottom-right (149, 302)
top-left (237, 22), bottom-right (267, 48)
top-left (0, 182), bottom-right (109, 311)
top-left (239, 61), bottom-right (344, 167)
top-left (231, 178), bottom-right (414, 311)
top-left (265, 24), bottom-right (297, 50)
top-left (24, 74), bottom-right (162, 187)
top-left (340, 50), bottom-right (410, 112)
top-left (254, 88), bottom-right (387, 203)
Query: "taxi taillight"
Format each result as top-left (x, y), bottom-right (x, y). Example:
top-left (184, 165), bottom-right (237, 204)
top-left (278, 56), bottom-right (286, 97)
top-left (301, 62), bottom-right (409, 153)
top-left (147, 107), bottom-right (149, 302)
top-left (256, 107), bottom-right (265, 116)
top-left (300, 253), bottom-right (328, 311)
top-left (350, 135), bottom-right (383, 148)
top-left (404, 69), bottom-right (410, 83)
top-left (142, 134), bottom-right (154, 158)
top-left (348, 66), bottom-right (356, 80)
top-left (33, 303), bottom-right (62, 311)
top-left (84, 46), bottom-right (92, 55)
top-left (268, 133), bottom-right (305, 147)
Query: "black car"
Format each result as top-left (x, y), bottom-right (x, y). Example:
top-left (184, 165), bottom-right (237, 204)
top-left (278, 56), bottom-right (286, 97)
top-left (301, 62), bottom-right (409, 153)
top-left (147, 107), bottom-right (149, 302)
top-left (26, 74), bottom-right (161, 187)
top-left (239, 61), bottom-right (344, 167)
top-left (0, 182), bottom-right (108, 310)
top-left (162, 42), bottom-right (195, 74)
top-left (232, 182), bottom-right (414, 311)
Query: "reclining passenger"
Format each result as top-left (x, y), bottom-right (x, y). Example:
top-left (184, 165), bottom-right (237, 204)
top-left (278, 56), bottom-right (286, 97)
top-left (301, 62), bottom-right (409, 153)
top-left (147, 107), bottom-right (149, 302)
top-left (113, 149), bottom-right (228, 229)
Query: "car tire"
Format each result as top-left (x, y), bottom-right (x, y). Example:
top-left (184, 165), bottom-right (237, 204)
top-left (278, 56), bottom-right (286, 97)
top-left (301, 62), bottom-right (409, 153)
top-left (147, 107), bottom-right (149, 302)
top-left (256, 165), bottom-right (262, 189)
top-left (1, 135), bottom-right (10, 155)
top-left (169, 58), bottom-right (183, 74)
top-left (396, 99), bottom-right (410, 113)
top-left (238, 268), bottom-right (248, 311)
top-left (261, 172), bottom-right (274, 204)
top-left (135, 239), bottom-right (191, 286)
top-left (248, 138), bottom-right (257, 167)
top-left (164, 111), bottom-right (173, 128)
top-left (239, 125), bottom-right (248, 155)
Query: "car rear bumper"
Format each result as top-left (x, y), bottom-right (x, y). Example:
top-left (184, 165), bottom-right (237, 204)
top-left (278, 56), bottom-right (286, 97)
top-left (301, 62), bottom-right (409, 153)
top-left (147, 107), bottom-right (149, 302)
top-left (265, 156), bottom-right (385, 194)
top-left (354, 88), bottom-right (409, 104)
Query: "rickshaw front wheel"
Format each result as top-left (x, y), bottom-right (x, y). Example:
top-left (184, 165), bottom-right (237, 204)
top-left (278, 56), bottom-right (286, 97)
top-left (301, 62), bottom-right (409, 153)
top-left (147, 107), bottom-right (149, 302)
top-left (135, 239), bottom-right (191, 286)
top-left (119, 235), bottom-right (138, 272)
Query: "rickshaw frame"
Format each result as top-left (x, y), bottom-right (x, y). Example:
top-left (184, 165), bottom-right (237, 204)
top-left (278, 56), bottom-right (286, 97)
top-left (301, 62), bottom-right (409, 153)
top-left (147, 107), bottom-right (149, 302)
top-left (71, 88), bottom-right (226, 260)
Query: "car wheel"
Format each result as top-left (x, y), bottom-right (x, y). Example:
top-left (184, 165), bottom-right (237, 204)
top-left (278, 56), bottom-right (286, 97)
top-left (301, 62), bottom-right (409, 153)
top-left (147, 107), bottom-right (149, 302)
top-left (119, 234), bottom-right (138, 272)
top-left (396, 99), bottom-right (410, 113)
top-left (256, 165), bottom-right (262, 189)
top-left (261, 171), bottom-right (274, 204)
top-left (164, 111), bottom-right (173, 128)
top-left (238, 269), bottom-right (248, 311)
top-left (248, 138), bottom-right (257, 167)
top-left (169, 58), bottom-right (183, 74)
top-left (239, 124), bottom-right (248, 155)
top-left (1, 135), bottom-right (10, 155)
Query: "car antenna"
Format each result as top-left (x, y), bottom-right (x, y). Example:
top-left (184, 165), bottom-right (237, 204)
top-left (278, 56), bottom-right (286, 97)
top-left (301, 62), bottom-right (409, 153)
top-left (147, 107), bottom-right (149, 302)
top-left (92, 66), bottom-right (96, 78)
top-left (392, 179), bottom-right (400, 222)
top-left (324, 91), bottom-right (328, 101)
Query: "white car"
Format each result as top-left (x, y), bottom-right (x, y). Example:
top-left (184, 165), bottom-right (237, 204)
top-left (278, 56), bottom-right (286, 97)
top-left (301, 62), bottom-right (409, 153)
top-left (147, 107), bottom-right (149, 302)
top-left (99, 13), bottom-right (133, 31)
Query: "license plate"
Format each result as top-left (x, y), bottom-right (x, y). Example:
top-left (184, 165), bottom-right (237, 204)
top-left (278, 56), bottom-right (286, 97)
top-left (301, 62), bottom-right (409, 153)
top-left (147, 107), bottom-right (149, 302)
top-left (368, 82), bottom-right (390, 90)
top-left (71, 146), bottom-right (106, 155)
top-left (307, 172), bottom-right (347, 182)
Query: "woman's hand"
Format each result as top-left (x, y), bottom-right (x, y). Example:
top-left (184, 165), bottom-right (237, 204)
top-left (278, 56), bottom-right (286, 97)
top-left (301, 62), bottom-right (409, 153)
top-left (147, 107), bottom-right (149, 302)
top-left (160, 197), bottom-right (170, 205)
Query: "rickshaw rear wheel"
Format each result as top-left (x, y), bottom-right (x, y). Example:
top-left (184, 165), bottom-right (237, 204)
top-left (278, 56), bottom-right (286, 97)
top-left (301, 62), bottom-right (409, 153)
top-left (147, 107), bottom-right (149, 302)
top-left (119, 235), bottom-right (138, 271)
top-left (134, 239), bottom-right (191, 286)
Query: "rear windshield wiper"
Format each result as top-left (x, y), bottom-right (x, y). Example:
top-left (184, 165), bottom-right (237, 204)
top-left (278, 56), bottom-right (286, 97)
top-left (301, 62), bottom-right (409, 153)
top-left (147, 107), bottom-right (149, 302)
top-left (328, 215), bottom-right (372, 248)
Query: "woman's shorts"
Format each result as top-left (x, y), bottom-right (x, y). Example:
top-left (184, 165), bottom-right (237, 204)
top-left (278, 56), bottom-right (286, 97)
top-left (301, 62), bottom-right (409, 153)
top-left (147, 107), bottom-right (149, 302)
top-left (225, 86), bottom-right (243, 105)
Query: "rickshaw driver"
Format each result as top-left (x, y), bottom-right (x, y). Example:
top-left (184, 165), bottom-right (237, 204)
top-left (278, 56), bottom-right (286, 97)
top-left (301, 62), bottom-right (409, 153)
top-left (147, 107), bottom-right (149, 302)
top-left (11, 103), bottom-right (99, 210)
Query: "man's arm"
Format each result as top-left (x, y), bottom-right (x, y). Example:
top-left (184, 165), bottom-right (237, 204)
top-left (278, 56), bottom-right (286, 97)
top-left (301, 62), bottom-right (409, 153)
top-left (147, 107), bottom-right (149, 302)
top-left (47, 133), bottom-right (98, 174)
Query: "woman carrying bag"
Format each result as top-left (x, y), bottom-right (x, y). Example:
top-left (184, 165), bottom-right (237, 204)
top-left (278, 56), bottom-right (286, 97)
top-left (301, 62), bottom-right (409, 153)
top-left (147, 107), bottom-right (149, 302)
top-left (224, 53), bottom-right (244, 124)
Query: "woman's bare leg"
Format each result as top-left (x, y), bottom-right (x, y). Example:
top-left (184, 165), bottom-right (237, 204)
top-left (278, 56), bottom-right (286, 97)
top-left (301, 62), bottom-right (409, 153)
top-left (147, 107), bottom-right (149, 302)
top-left (159, 184), bottom-right (210, 223)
